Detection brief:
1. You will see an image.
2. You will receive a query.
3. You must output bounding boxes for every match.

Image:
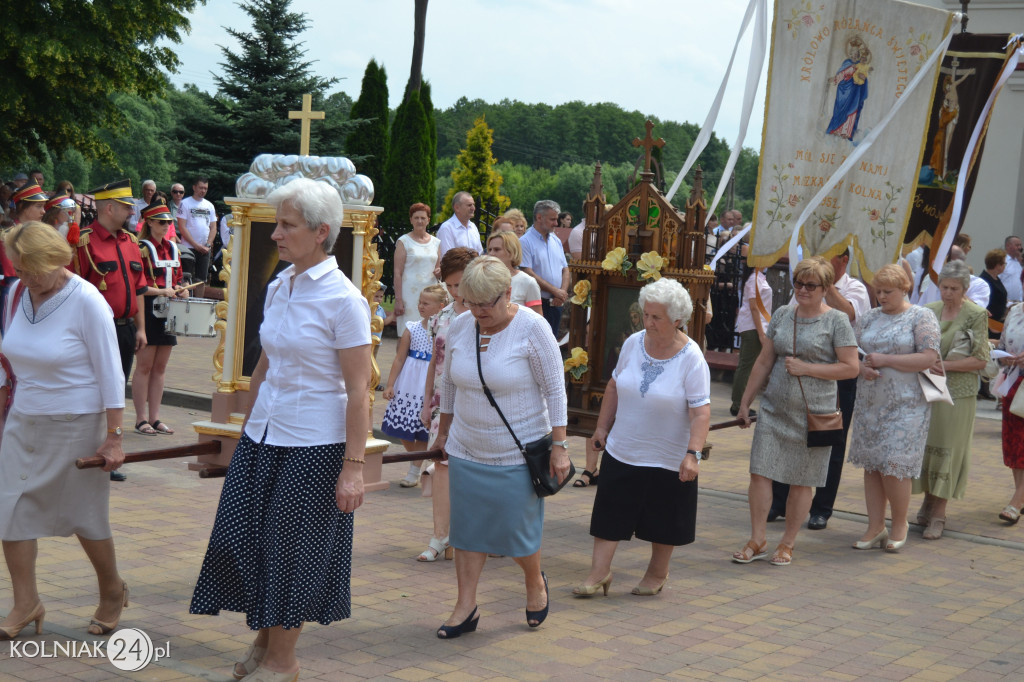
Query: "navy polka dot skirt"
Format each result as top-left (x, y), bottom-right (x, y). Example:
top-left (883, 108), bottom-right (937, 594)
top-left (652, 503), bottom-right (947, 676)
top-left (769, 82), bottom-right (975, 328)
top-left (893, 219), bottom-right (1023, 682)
top-left (189, 433), bottom-right (354, 630)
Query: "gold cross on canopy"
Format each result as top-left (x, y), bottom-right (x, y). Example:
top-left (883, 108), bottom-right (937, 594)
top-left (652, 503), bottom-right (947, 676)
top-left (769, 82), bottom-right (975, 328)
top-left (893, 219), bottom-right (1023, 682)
top-left (289, 93), bottom-right (325, 156)
top-left (633, 120), bottom-right (665, 174)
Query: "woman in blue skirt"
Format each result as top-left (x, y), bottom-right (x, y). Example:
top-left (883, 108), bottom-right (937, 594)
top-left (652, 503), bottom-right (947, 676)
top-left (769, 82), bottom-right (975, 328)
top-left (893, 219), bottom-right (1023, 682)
top-left (434, 256), bottom-right (570, 638)
top-left (189, 178), bottom-right (371, 682)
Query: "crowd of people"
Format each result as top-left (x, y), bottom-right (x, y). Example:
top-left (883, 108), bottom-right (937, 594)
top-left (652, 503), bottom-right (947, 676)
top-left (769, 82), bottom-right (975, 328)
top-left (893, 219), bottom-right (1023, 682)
top-left (1, 171), bottom-right (1021, 680)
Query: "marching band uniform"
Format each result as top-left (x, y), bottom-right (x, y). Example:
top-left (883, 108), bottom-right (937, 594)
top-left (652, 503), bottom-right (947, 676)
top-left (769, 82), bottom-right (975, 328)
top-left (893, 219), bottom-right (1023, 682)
top-left (138, 202), bottom-right (183, 348)
top-left (70, 180), bottom-right (148, 384)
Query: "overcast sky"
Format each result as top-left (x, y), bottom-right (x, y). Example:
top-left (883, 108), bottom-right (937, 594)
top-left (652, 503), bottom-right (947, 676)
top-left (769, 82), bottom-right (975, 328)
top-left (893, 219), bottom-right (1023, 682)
top-left (167, 0), bottom-right (769, 156)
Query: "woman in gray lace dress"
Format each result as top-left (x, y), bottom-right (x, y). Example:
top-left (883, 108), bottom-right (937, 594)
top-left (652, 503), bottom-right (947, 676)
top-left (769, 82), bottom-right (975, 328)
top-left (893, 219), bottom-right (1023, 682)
top-left (847, 265), bottom-right (940, 553)
top-left (734, 257), bottom-right (859, 567)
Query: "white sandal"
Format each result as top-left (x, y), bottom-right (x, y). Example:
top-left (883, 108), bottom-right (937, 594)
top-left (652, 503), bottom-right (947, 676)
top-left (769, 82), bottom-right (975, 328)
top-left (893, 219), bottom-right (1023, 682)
top-left (417, 536), bottom-right (453, 562)
top-left (232, 643), bottom-right (265, 680)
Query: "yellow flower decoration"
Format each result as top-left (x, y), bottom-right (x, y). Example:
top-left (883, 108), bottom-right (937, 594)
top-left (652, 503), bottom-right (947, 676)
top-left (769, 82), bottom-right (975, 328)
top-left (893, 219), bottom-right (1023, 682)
top-left (601, 247), bottom-right (632, 276)
top-left (564, 347), bottom-right (590, 380)
top-left (570, 279), bottom-right (592, 307)
top-left (636, 251), bottom-right (666, 281)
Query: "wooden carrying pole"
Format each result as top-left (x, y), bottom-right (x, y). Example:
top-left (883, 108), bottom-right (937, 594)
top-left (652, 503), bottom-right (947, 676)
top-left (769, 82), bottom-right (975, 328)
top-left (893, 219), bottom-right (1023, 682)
top-left (76, 443), bottom-right (444, 470)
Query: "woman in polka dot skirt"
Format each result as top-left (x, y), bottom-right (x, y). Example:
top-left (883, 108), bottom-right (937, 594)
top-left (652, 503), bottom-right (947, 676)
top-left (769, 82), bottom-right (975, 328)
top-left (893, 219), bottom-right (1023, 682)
top-left (189, 179), bottom-right (371, 682)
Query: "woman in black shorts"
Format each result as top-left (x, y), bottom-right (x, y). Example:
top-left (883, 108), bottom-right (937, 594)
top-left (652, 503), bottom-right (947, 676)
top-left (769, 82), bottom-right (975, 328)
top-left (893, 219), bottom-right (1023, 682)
top-left (132, 199), bottom-right (187, 435)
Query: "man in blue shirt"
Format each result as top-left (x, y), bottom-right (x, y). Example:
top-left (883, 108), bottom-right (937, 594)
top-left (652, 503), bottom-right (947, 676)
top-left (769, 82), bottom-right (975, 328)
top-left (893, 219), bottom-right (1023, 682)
top-left (520, 199), bottom-right (569, 337)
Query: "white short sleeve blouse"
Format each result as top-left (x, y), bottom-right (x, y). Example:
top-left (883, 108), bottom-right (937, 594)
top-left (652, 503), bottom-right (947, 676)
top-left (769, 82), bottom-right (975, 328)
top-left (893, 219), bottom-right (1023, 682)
top-left (604, 331), bottom-right (711, 471)
top-left (244, 258), bottom-right (371, 446)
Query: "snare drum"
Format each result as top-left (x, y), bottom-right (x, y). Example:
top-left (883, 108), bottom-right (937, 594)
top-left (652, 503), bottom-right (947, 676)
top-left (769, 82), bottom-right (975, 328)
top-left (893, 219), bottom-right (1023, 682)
top-left (165, 298), bottom-right (218, 337)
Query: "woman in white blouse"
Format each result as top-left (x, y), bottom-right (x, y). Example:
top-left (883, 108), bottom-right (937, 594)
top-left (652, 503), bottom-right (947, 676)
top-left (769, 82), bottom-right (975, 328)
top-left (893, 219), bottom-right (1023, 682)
top-left (434, 256), bottom-right (570, 638)
top-left (573, 278), bottom-right (711, 598)
top-left (189, 179), bottom-right (371, 682)
top-left (485, 231), bottom-right (542, 315)
top-left (0, 222), bottom-right (127, 640)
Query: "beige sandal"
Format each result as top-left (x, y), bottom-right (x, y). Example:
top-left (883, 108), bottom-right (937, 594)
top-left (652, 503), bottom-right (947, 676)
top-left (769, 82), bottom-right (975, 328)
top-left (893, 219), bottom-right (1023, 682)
top-left (922, 516), bottom-right (945, 540)
top-left (769, 543), bottom-right (794, 566)
top-left (731, 540), bottom-right (768, 564)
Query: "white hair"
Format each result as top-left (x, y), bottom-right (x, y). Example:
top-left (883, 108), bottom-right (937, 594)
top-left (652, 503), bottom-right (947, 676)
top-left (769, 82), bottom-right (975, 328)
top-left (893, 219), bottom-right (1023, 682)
top-left (142, 179), bottom-right (156, 189)
top-left (638, 277), bottom-right (693, 328)
top-left (460, 255), bottom-right (511, 303)
top-left (937, 260), bottom-right (971, 291)
top-left (267, 178), bottom-right (344, 253)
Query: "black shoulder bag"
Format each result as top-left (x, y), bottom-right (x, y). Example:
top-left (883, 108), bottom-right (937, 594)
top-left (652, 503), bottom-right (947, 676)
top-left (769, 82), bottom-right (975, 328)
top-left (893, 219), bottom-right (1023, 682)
top-left (475, 323), bottom-right (574, 497)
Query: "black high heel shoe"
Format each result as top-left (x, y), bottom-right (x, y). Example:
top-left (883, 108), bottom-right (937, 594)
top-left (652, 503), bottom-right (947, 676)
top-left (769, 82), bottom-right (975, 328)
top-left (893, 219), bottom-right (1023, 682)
top-left (437, 606), bottom-right (479, 639)
top-left (526, 572), bottom-right (549, 628)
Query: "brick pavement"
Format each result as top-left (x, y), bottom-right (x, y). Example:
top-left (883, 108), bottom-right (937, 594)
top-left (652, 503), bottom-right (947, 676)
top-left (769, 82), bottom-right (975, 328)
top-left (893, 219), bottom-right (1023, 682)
top-left (1, 336), bottom-right (1023, 681)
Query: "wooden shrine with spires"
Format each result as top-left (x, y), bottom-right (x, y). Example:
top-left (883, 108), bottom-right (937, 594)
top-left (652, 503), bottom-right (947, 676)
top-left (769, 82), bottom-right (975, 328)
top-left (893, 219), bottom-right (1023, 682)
top-left (565, 121), bottom-right (714, 437)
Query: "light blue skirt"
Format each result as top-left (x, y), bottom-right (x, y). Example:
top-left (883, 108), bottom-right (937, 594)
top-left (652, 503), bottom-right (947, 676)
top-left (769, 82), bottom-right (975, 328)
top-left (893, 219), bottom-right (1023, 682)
top-left (448, 456), bottom-right (544, 557)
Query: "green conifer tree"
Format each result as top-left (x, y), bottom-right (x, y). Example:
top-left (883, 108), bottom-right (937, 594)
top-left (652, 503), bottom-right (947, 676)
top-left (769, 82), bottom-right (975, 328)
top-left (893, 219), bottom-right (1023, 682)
top-left (421, 81), bottom-right (438, 214)
top-left (346, 59), bottom-right (389, 187)
top-left (442, 116), bottom-right (510, 218)
top-left (381, 90), bottom-right (432, 224)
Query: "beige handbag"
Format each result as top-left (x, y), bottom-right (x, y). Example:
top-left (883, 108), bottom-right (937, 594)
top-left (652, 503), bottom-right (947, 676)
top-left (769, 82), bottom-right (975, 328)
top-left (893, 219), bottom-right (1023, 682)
top-left (917, 367), bottom-right (954, 405)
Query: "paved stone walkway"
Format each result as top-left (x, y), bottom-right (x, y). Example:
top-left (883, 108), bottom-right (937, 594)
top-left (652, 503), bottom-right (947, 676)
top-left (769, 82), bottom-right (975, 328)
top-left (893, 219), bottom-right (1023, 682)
top-left (1, 335), bottom-right (1022, 681)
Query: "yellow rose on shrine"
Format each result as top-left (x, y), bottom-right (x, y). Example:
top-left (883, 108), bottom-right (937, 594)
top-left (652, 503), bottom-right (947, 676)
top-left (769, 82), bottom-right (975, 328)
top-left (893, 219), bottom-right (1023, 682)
top-left (564, 347), bottom-right (590, 380)
top-left (637, 251), bottom-right (666, 281)
top-left (601, 247), bottom-right (631, 276)
top-left (570, 279), bottom-right (592, 307)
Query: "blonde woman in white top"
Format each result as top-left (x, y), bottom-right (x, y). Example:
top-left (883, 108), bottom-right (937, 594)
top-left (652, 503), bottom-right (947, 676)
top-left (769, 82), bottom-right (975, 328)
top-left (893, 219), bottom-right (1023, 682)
top-left (0, 222), bottom-right (127, 641)
top-left (435, 256), bottom-right (569, 638)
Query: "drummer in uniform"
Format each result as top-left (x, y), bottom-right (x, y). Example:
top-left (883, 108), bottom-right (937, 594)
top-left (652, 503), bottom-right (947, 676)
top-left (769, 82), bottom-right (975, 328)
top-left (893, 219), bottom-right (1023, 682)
top-left (70, 179), bottom-right (149, 481)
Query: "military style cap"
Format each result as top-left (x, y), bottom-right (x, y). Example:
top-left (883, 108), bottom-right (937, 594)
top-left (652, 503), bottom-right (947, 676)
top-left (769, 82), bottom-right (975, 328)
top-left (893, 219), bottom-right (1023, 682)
top-left (45, 194), bottom-right (77, 211)
top-left (12, 184), bottom-right (47, 204)
top-left (142, 199), bottom-right (173, 221)
top-left (90, 178), bottom-right (135, 205)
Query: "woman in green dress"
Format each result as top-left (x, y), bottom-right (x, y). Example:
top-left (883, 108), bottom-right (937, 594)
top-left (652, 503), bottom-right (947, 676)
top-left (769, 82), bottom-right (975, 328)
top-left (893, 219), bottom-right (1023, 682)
top-left (914, 261), bottom-right (989, 540)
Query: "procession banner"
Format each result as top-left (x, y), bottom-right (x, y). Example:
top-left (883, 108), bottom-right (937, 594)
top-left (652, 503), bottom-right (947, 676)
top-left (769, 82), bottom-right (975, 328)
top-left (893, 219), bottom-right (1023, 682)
top-left (749, 0), bottom-right (953, 281)
top-left (903, 33), bottom-right (1017, 270)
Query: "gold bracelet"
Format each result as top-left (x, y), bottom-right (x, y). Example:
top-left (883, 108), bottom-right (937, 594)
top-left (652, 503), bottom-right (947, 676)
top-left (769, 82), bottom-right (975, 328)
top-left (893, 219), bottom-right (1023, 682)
top-left (342, 457), bottom-right (365, 465)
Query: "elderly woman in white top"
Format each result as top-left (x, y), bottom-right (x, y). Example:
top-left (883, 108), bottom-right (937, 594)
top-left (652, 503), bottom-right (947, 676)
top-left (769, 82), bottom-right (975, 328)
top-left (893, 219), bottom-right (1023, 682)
top-left (0, 222), bottom-right (127, 641)
top-left (573, 278), bottom-right (711, 598)
top-left (190, 178), bottom-right (371, 682)
top-left (434, 256), bottom-right (569, 638)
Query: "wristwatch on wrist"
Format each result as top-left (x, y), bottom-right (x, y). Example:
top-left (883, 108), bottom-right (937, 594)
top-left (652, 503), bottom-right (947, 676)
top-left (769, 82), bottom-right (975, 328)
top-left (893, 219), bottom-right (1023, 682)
top-left (553, 440), bottom-right (569, 448)
top-left (108, 426), bottom-right (124, 437)
top-left (686, 448), bottom-right (703, 461)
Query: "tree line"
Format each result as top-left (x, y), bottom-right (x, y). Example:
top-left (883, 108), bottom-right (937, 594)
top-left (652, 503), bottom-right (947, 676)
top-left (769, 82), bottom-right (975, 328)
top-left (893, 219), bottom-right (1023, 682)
top-left (1, 0), bottom-right (758, 226)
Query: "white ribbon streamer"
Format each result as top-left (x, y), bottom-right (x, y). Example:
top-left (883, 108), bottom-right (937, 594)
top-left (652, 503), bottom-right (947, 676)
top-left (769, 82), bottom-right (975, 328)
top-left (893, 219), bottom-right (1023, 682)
top-left (665, 0), bottom-right (761, 203)
top-left (704, 0), bottom-right (768, 225)
top-left (786, 14), bottom-right (960, 272)
top-left (709, 223), bottom-right (753, 271)
top-left (929, 36), bottom-right (1024, 276)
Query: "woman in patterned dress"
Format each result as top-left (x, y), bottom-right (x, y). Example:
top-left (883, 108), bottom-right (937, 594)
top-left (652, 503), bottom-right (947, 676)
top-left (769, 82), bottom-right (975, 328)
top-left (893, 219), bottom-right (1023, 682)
top-left (189, 179), bottom-right (371, 682)
top-left (734, 257), bottom-right (859, 566)
top-left (415, 248), bottom-right (476, 561)
top-left (996, 303), bottom-right (1024, 524)
top-left (393, 202), bottom-right (440, 331)
top-left (847, 265), bottom-right (940, 552)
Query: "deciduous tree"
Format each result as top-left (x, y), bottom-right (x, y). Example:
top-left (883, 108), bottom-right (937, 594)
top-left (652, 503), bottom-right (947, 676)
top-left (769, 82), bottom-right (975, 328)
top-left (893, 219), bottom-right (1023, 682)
top-left (0, 0), bottom-right (201, 166)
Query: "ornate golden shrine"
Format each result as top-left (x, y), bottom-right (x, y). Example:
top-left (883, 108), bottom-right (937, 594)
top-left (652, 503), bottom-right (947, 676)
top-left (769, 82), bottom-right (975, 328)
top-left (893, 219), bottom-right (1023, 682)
top-left (566, 121), bottom-right (714, 437)
top-left (189, 198), bottom-right (392, 490)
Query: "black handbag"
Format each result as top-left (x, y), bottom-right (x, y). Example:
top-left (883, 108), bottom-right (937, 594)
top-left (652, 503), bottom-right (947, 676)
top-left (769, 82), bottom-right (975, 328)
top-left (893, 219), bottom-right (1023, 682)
top-left (792, 310), bottom-right (844, 448)
top-left (475, 323), bottom-right (574, 497)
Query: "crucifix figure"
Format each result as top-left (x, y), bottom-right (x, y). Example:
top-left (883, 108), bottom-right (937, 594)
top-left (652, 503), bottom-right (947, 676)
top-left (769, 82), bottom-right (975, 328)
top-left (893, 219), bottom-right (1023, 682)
top-left (930, 58), bottom-right (974, 179)
top-left (289, 93), bottom-right (325, 156)
top-left (633, 120), bottom-right (665, 174)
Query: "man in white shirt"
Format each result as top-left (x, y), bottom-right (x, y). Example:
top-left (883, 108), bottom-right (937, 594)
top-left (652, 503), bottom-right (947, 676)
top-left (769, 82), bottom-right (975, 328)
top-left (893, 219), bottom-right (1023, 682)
top-left (437, 191), bottom-right (482, 257)
top-left (131, 179), bottom-right (156, 229)
top-left (521, 199), bottom-right (569, 337)
top-left (568, 220), bottom-right (585, 260)
top-left (771, 249), bottom-right (870, 531)
top-left (177, 177), bottom-right (217, 297)
top-left (1000, 235), bottom-right (1023, 302)
top-left (917, 246), bottom-right (990, 307)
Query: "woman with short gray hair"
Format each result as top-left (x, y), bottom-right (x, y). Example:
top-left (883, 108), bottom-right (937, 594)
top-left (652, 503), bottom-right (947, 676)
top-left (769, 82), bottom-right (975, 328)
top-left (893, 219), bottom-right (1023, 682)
top-left (574, 278), bottom-right (710, 597)
top-left (190, 178), bottom-right (371, 680)
top-left (914, 260), bottom-right (990, 539)
top-left (434, 255), bottom-right (569, 637)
